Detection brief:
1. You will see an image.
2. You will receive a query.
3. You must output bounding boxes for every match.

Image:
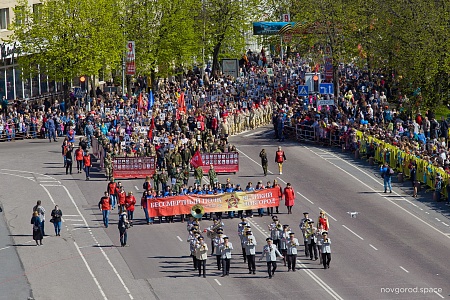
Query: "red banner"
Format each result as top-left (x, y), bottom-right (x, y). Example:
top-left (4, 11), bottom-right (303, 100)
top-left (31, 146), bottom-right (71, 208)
top-left (190, 150), bottom-right (203, 168)
top-left (147, 188), bottom-right (279, 217)
top-left (200, 152), bottom-right (239, 173)
top-left (112, 157), bottom-right (156, 179)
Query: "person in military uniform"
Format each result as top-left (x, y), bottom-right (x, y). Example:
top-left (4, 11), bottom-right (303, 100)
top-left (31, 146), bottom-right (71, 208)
top-left (181, 145), bottom-right (192, 169)
top-left (104, 153), bottom-right (113, 181)
top-left (194, 166), bottom-right (203, 185)
top-left (174, 167), bottom-right (184, 194)
top-left (286, 232), bottom-right (300, 271)
top-left (219, 236), bottom-right (233, 276)
top-left (213, 228), bottom-right (224, 270)
top-left (244, 230), bottom-right (257, 274)
top-left (208, 164), bottom-right (217, 187)
top-left (153, 171), bottom-right (160, 193)
top-left (173, 149), bottom-right (182, 168)
top-left (159, 169), bottom-right (169, 192)
top-left (259, 237), bottom-right (283, 279)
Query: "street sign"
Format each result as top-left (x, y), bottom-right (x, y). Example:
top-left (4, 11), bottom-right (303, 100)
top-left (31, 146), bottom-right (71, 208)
top-left (319, 83), bottom-right (334, 95)
top-left (305, 72), bottom-right (320, 92)
top-left (74, 87), bottom-right (83, 98)
top-left (298, 85), bottom-right (309, 96)
top-left (317, 100), bottom-right (335, 106)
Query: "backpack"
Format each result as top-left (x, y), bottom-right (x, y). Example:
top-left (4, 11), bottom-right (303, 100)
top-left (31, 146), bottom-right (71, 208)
top-left (389, 167), bottom-right (394, 175)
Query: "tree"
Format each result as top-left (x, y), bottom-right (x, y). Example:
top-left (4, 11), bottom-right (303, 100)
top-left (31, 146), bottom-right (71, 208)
top-left (9, 0), bottom-right (124, 100)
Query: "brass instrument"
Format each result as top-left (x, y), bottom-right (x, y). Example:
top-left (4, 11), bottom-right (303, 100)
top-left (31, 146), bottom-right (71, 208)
top-left (276, 223), bottom-right (282, 230)
top-left (190, 204), bottom-right (205, 219)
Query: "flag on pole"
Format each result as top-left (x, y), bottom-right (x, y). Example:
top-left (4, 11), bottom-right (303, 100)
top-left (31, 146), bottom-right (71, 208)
top-left (147, 90), bottom-right (154, 111)
top-left (138, 92), bottom-right (143, 112)
top-left (178, 92), bottom-right (186, 113)
top-left (190, 150), bottom-right (203, 168)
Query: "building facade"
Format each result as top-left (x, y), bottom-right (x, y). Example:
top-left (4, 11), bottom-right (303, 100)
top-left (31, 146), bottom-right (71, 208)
top-left (0, 0), bottom-right (63, 101)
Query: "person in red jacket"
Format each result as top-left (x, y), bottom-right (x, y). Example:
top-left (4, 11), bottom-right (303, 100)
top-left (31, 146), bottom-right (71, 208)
top-left (283, 183), bottom-right (295, 214)
top-left (75, 146), bottom-right (84, 173)
top-left (275, 146), bottom-right (286, 175)
top-left (117, 186), bottom-right (126, 211)
top-left (125, 191), bottom-right (136, 222)
top-left (107, 179), bottom-right (118, 210)
top-left (143, 176), bottom-right (152, 192)
top-left (98, 191), bottom-right (112, 228)
top-left (83, 150), bottom-right (92, 180)
top-left (269, 179), bottom-right (282, 215)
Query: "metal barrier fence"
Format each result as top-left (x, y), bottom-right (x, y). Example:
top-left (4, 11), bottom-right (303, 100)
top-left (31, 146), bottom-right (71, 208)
top-left (285, 125), bottom-right (345, 148)
top-left (354, 130), bottom-right (448, 201)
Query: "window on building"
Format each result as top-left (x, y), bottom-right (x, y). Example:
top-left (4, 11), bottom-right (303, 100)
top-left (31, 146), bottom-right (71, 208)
top-left (0, 8), bottom-right (10, 30)
top-left (33, 3), bottom-right (42, 22)
top-left (14, 6), bottom-right (25, 25)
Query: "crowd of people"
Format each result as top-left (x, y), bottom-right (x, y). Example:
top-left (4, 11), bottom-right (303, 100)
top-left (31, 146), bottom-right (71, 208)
top-left (185, 209), bottom-right (332, 278)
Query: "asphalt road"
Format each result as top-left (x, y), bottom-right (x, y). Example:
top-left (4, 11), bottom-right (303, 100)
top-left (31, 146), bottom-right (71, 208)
top-left (0, 129), bottom-right (449, 300)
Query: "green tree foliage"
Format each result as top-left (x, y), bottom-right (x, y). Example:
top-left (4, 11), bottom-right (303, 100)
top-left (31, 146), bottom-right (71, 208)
top-left (10, 0), bottom-right (124, 85)
top-left (203, 0), bottom-right (262, 77)
top-left (125, 0), bottom-right (201, 83)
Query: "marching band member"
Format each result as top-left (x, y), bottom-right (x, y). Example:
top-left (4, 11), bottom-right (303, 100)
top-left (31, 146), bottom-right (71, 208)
top-left (316, 222), bottom-right (325, 264)
top-left (306, 221), bottom-right (318, 260)
top-left (299, 212), bottom-right (312, 257)
top-left (320, 231), bottom-right (331, 269)
top-left (195, 236), bottom-right (208, 277)
top-left (286, 232), bottom-right (300, 271)
top-left (244, 230), bottom-right (257, 274)
top-left (259, 238), bottom-right (283, 279)
top-left (279, 224), bottom-right (291, 266)
top-left (219, 236), bottom-right (233, 276)
top-left (188, 231), bottom-right (200, 270)
top-left (213, 229), bottom-right (225, 270)
top-left (207, 218), bottom-right (224, 255)
top-left (268, 216), bottom-right (282, 249)
top-left (317, 210), bottom-right (329, 231)
top-left (238, 217), bottom-right (248, 262)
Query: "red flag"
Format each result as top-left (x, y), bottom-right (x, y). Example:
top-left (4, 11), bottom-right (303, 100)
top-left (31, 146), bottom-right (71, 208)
top-left (147, 129), bottom-right (153, 140)
top-left (178, 92), bottom-right (186, 113)
top-left (150, 117), bottom-right (155, 130)
top-left (190, 150), bottom-right (203, 168)
top-left (138, 93), bottom-right (143, 112)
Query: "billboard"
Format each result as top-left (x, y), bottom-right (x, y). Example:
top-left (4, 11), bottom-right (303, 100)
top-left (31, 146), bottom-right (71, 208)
top-left (222, 59), bottom-right (239, 79)
top-left (253, 22), bottom-right (296, 35)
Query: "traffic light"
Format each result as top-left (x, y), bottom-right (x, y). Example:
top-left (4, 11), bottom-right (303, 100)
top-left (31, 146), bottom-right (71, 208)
top-left (80, 76), bottom-right (86, 90)
top-left (313, 74), bottom-right (319, 93)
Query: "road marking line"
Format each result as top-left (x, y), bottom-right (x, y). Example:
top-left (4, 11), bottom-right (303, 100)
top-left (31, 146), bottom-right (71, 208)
top-left (40, 184), bottom-right (62, 187)
top-left (247, 219), bottom-right (343, 300)
top-left (214, 279), bottom-right (222, 286)
top-left (297, 192), bottom-right (314, 204)
top-left (244, 131), bottom-right (261, 137)
top-left (237, 149), bottom-right (273, 174)
top-left (425, 212), bottom-right (430, 214)
top-left (318, 208), bottom-right (337, 222)
top-left (1, 169), bottom-right (57, 181)
top-left (61, 185), bottom-right (134, 299)
top-left (40, 185), bottom-right (57, 206)
top-left (342, 225), bottom-right (364, 240)
top-left (0, 172), bottom-right (35, 181)
top-left (177, 236), bottom-right (183, 242)
top-left (276, 177), bottom-right (287, 184)
top-left (442, 223), bottom-right (449, 227)
top-left (369, 244), bottom-right (378, 250)
top-left (134, 186), bottom-right (139, 191)
top-left (435, 218), bottom-right (441, 222)
top-left (40, 180), bottom-right (61, 183)
top-left (399, 266), bottom-right (409, 273)
top-left (434, 291), bottom-right (445, 299)
top-left (64, 214), bottom-right (81, 217)
top-left (305, 147), bottom-right (450, 240)
top-left (0, 246), bottom-right (10, 251)
top-left (74, 241), bottom-right (107, 300)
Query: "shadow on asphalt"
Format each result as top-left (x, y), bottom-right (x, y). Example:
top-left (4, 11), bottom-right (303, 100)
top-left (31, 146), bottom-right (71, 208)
top-left (10, 244), bottom-right (38, 247)
top-left (8, 234), bottom-right (32, 237)
top-left (148, 256), bottom-right (191, 259)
